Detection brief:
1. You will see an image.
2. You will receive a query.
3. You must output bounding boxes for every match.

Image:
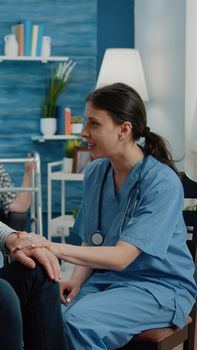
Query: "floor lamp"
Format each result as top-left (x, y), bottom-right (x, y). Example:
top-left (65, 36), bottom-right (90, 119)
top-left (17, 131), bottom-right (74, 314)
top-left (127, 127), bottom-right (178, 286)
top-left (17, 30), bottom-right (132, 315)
top-left (96, 48), bottom-right (149, 101)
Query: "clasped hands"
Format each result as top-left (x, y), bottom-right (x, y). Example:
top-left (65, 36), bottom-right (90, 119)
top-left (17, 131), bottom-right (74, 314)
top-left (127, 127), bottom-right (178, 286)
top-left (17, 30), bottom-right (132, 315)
top-left (11, 232), bottom-right (49, 251)
top-left (6, 231), bottom-right (61, 282)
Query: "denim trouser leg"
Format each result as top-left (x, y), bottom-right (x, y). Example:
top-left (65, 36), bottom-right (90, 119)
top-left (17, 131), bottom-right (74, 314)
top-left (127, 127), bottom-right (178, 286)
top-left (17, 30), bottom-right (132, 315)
top-left (0, 277), bottom-right (23, 350)
top-left (0, 260), bottom-right (67, 350)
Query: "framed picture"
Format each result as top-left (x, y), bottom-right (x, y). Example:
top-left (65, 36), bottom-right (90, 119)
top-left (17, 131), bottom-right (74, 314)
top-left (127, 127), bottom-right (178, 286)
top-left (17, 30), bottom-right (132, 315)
top-left (73, 146), bottom-right (91, 173)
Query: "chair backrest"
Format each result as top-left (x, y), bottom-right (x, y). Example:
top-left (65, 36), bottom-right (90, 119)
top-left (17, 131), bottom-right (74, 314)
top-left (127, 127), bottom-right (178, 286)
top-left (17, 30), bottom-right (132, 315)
top-left (181, 173), bottom-right (197, 273)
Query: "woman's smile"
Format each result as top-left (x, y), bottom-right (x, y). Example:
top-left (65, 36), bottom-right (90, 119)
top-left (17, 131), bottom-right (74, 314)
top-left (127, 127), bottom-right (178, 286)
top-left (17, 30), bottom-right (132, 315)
top-left (87, 142), bottom-right (96, 150)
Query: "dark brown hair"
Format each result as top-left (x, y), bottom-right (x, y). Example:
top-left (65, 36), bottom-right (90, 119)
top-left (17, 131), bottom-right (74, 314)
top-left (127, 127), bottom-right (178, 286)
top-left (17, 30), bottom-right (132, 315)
top-left (86, 83), bottom-right (177, 172)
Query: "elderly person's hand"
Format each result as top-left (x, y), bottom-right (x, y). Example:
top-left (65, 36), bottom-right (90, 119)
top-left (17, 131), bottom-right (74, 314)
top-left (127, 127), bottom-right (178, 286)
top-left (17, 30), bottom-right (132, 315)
top-left (10, 231), bottom-right (54, 256)
top-left (5, 233), bottom-right (61, 281)
top-left (9, 153), bottom-right (35, 213)
top-left (10, 231), bottom-right (48, 251)
top-left (25, 153), bottom-right (35, 172)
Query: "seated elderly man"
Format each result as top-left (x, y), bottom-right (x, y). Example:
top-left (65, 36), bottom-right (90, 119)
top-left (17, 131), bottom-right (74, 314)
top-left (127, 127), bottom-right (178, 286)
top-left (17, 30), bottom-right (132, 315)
top-left (0, 154), bottom-right (33, 230)
top-left (0, 222), bottom-right (65, 350)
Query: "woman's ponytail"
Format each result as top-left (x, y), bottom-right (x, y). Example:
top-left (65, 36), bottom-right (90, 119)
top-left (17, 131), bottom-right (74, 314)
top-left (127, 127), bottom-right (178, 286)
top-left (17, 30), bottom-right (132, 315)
top-left (143, 129), bottom-right (177, 173)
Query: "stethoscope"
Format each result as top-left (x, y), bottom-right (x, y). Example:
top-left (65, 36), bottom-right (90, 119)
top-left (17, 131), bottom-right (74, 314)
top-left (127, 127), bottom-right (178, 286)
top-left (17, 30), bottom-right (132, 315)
top-left (91, 156), bottom-right (148, 246)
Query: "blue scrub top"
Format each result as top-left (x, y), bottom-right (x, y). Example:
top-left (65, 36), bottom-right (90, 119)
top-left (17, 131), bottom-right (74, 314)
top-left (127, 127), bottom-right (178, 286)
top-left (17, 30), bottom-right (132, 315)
top-left (72, 155), bottom-right (197, 328)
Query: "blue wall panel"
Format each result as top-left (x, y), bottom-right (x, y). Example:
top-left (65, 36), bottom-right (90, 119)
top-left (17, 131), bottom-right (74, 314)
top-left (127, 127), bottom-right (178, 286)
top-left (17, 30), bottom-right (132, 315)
top-left (97, 0), bottom-right (134, 70)
top-left (0, 0), bottom-right (135, 238)
top-left (0, 0), bottom-right (97, 230)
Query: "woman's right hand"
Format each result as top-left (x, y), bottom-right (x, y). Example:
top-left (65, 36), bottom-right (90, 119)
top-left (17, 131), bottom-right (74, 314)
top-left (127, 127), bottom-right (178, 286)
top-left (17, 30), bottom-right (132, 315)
top-left (60, 278), bottom-right (81, 304)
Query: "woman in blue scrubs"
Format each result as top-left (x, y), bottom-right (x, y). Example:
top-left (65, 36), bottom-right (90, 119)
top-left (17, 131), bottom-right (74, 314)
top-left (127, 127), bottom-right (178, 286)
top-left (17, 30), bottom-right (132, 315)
top-left (13, 83), bottom-right (197, 349)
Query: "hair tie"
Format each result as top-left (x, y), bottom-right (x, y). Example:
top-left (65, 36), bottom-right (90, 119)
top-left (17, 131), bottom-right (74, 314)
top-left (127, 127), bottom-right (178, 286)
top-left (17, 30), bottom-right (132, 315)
top-left (142, 126), bottom-right (150, 138)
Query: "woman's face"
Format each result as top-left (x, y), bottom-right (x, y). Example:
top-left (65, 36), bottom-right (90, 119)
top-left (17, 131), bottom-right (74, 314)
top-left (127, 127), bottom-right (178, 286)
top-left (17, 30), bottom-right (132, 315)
top-left (81, 102), bottom-right (122, 160)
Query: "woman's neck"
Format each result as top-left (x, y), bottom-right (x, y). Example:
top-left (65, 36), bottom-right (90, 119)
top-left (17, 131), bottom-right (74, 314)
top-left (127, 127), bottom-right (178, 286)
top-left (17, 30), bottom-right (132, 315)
top-left (111, 144), bottom-right (144, 191)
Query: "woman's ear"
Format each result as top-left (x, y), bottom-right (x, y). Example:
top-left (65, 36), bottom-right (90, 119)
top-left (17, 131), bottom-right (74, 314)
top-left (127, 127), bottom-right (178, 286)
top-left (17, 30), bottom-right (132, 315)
top-left (119, 121), bottom-right (132, 139)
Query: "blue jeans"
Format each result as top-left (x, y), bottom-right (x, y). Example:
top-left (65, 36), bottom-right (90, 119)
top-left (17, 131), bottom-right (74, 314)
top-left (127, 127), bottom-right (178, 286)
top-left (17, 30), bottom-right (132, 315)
top-left (0, 277), bottom-right (23, 350)
top-left (0, 261), bottom-right (67, 350)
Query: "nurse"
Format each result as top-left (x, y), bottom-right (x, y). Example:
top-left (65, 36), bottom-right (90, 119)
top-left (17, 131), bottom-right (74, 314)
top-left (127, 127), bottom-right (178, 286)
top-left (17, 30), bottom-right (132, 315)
top-left (13, 83), bottom-right (197, 350)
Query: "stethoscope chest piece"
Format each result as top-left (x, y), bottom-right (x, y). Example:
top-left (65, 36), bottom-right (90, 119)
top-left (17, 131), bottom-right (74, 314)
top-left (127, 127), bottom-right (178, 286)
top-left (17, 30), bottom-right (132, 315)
top-left (91, 231), bottom-right (104, 246)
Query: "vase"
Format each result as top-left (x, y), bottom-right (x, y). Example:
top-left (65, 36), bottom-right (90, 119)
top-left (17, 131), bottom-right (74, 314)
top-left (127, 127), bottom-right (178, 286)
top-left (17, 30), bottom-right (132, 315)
top-left (40, 118), bottom-right (57, 136)
top-left (62, 158), bottom-right (73, 173)
top-left (71, 123), bottom-right (83, 134)
top-left (41, 36), bottom-right (51, 57)
top-left (4, 34), bottom-right (18, 56)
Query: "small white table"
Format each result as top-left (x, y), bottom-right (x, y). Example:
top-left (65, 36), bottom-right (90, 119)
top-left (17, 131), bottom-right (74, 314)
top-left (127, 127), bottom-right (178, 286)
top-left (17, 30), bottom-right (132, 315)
top-left (47, 161), bottom-right (84, 242)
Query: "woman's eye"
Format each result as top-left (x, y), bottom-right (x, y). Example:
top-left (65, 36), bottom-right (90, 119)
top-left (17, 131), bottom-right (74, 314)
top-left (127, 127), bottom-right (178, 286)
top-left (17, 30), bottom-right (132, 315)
top-left (90, 120), bottom-right (99, 127)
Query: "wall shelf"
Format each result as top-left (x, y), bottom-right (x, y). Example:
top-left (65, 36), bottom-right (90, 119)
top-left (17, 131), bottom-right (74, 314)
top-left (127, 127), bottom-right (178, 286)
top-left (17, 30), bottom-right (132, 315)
top-left (0, 55), bottom-right (69, 63)
top-left (50, 171), bottom-right (84, 181)
top-left (32, 135), bottom-right (81, 142)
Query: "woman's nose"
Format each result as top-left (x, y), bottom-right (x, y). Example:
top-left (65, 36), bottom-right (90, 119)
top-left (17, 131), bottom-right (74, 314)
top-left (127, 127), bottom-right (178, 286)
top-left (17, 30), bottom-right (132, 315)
top-left (80, 124), bottom-right (88, 138)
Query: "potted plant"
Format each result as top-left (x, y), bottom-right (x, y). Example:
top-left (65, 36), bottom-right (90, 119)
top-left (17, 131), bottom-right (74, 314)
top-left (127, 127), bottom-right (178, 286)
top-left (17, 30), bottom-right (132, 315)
top-left (40, 59), bottom-right (76, 136)
top-left (71, 115), bottom-right (83, 134)
top-left (72, 206), bottom-right (80, 219)
top-left (63, 139), bottom-right (81, 172)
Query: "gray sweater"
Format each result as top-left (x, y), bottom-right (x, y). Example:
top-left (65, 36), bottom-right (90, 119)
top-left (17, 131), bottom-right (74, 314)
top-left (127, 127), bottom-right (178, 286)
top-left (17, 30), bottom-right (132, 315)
top-left (0, 221), bottom-right (15, 252)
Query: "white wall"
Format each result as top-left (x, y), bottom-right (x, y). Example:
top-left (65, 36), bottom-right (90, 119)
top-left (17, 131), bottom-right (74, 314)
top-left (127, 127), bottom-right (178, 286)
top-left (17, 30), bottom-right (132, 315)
top-left (135, 0), bottom-right (185, 169)
top-left (185, 0), bottom-right (197, 181)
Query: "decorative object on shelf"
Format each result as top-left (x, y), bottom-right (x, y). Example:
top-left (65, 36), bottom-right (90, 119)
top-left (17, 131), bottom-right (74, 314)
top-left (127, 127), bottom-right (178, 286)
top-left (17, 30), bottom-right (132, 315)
top-left (63, 139), bottom-right (81, 173)
top-left (41, 36), bottom-right (51, 57)
top-left (6, 20), bottom-right (45, 57)
top-left (40, 117), bottom-right (57, 136)
top-left (40, 60), bottom-right (76, 136)
top-left (4, 34), bottom-right (18, 56)
top-left (71, 115), bottom-right (83, 134)
top-left (42, 60), bottom-right (76, 118)
top-left (73, 146), bottom-right (90, 173)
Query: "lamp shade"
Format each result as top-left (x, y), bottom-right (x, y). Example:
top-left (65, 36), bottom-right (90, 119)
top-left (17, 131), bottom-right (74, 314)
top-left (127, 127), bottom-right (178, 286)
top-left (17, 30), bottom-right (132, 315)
top-left (96, 49), bottom-right (149, 101)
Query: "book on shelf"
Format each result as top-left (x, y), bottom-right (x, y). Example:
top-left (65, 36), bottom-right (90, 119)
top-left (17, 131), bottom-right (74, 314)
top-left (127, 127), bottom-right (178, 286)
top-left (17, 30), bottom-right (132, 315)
top-left (56, 105), bottom-right (65, 134)
top-left (31, 24), bottom-right (39, 56)
top-left (31, 24), bottom-right (44, 57)
top-left (9, 20), bottom-right (44, 57)
top-left (21, 20), bottom-right (32, 56)
top-left (36, 24), bottom-right (44, 56)
top-left (15, 23), bottom-right (24, 56)
top-left (56, 106), bottom-right (72, 135)
top-left (65, 108), bottom-right (71, 135)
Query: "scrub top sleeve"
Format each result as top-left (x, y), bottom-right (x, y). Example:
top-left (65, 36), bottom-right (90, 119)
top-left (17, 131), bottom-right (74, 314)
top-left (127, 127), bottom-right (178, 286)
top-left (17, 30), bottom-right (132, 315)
top-left (119, 175), bottom-right (184, 259)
